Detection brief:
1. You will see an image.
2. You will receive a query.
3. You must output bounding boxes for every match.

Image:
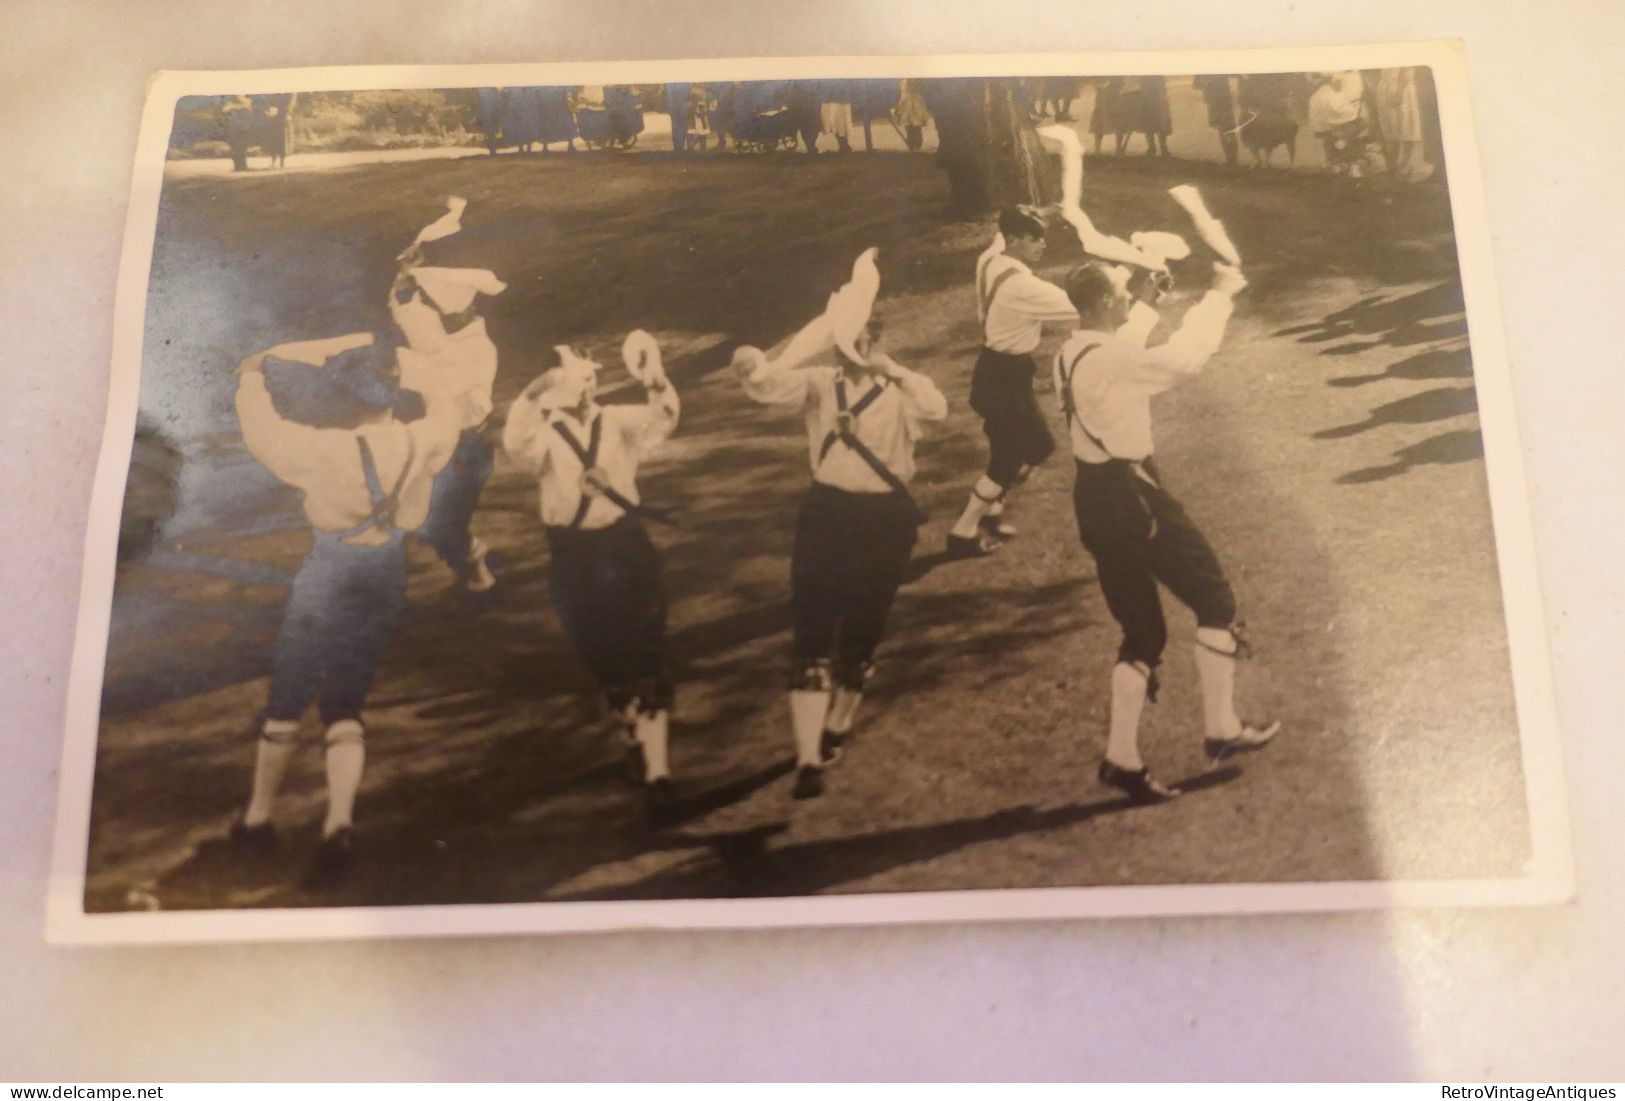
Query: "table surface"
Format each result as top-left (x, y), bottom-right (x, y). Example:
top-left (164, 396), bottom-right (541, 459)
top-left (1, 0), bottom-right (1621, 1081)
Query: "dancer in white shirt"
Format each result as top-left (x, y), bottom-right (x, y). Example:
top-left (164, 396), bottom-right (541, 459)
top-left (734, 248), bottom-right (948, 799)
top-left (389, 202), bottom-right (508, 595)
top-left (1053, 259), bottom-right (1278, 802)
top-left (947, 205), bottom-right (1079, 557)
top-left (230, 332), bottom-right (461, 880)
top-left (503, 333), bottom-right (682, 817)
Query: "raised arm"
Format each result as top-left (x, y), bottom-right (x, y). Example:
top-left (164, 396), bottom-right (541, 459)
top-left (732, 310), bottom-right (831, 408)
top-left (501, 380), bottom-right (554, 476)
top-left (872, 352), bottom-right (947, 422)
top-left (234, 351), bottom-right (330, 486)
top-left (617, 329), bottom-right (681, 455)
top-left (1111, 266), bottom-right (1246, 391)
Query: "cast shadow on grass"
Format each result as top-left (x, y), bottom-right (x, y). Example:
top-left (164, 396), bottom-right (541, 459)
top-left (1335, 428), bottom-right (1486, 485)
top-left (1273, 281), bottom-right (1466, 348)
top-left (1327, 346), bottom-right (1472, 388)
top-left (556, 767), bottom-right (1243, 900)
top-left (1313, 385), bottom-right (1478, 440)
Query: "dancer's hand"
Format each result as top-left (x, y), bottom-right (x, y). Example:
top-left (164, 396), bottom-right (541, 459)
top-left (1212, 263), bottom-right (1248, 297)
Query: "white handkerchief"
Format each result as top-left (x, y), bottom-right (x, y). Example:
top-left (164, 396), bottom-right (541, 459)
top-left (413, 195), bottom-right (469, 245)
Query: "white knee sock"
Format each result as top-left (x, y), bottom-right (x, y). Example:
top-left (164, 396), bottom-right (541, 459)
top-left (635, 709), bottom-right (671, 780)
top-left (951, 476), bottom-right (1005, 539)
top-left (1107, 662), bottom-right (1150, 770)
top-left (789, 689), bottom-right (831, 768)
top-left (322, 719), bottom-right (366, 837)
top-left (826, 687), bottom-right (863, 734)
top-left (465, 536), bottom-right (496, 592)
top-left (244, 719), bottom-right (301, 826)
top-left (1194, 627), bottom-right (1243, 740)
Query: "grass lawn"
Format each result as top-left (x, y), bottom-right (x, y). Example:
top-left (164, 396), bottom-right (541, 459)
top-left (85, 148), bottom-right (1528, 910)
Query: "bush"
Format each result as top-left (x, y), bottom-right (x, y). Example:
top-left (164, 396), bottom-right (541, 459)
top-left (166, 89), bottom-right (483, 158)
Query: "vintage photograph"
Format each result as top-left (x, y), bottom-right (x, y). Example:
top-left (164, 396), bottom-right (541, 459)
top-left (48, 45), bottom-right (1569, 942)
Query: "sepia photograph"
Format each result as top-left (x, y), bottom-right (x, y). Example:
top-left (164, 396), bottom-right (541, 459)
top-left (47, 43), bottom-right (1570, 943)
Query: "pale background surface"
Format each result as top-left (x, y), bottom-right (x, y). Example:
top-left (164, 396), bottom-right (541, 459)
top-left (1, 0), bottom-right (1621, 1081)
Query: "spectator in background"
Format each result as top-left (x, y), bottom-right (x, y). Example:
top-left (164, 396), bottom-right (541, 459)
top-left (502, 87), bottom-right (543, 153)
top-left (1090, 78), bottom-right (1123, 153)
top-left (787, 81), bottom-right (822, 155)
top-left (1139, 75), bottom-right (1173, 157)
top-left (665, 82), bottom-right (691, 154)
top-left (1308, 71), bottom-right (1367, 175)
top-left (894, 78), bottom-right (931, 152)
top-left (1044, 77), bottom-right (1080, 122)
top-left (1193, 75), bottom-right (1241, 166)
top-left (1416, 67), bottom-right (1444, 183)
top-left (535, 86), bottom-right (577, 153)
top-left (475, 88), bottom-right (504, 155)
top-left (1112, 77), bottom-right (1172, 157)
top-left (1372, 67), bottom-right (1429, 181)
top-left (687, 84), bottom-right (712, 152)
top-left (820, 80), bottom-right (855, 154)
top-left (710, 81), bottom-right (739, 151)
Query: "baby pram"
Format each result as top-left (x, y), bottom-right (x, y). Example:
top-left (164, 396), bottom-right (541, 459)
top-left (576, 86), bottom-right (645, 151)
top-left (714, 82), bottom-right (801, 153)
top-left (1318, 116), bottom-right (1386, 177)
top-left (727, 107), bottom-right (799, 153)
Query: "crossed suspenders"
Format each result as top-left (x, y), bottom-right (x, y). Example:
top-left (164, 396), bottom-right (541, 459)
top-left (550, 415), bottom-right (675, 529)
top-left (334, 434), bottom-right (417, 542)
top-left (816, 377), bottom-right (927, 520)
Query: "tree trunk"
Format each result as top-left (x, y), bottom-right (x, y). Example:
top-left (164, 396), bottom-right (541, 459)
top-left (920, 78), bottom-right (1057, 215)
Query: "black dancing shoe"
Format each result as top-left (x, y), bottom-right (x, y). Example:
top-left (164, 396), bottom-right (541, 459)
top-left (820, 730), bottom-right (847, 766)
top-left (1097, 760), bottom-right (1181, 804)
top-left (979, 514), bottom-right (1018, 541)
top-left (1203, 720), bottom-right (1281, 765)
top-left (792, 765), bottom-right (826, 800)
top-left (645, 777), bottom-right (680, 824)
top-left (227, 815), bottom-right (278, 854)
top-left (623, 739), bottom-right (647, 787)
top-left (945, 531), bottom-right (999, 559)
top-left (304, 827), bottom-right (354, 888)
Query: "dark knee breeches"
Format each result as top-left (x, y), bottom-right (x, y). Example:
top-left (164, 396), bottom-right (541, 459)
top-left (1071, 459), bottom-right (1236, 667)
top-left (791, 482), bottom-right (918, 689)
top-left (970, 348), bottom-right (1056, 490)
top-left (267, 532), bottom-right (408, 726)
top-left (545, 517), bottom-right (672, 713)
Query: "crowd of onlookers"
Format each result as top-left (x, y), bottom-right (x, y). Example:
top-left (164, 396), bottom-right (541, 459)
top-left (1028, 69), bottom-right (1442, 182)
top-left (471, 80), bottom-right (934, 156)
top-left (182, 70), bottom-right (1445, 184)
top-left (474, 71), bottom-right (1443, 181)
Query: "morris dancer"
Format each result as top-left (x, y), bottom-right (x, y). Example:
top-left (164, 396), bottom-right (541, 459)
top-left (502, 333), bottom-right (682, 816)
top-left (391, 198), bottom-right (508, 595)
top-left (230, 333), bottom-right (461, 879)
top-left (945, 205), bottom-right (1079, 557)
top-left (1053, 256), bottom-right (1278, 802)
top-left (733, 249), bottom-right (948, 799)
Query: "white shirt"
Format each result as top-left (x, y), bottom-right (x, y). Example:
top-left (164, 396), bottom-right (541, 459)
top-left (502, 386), bottom-right (680, 530)
top-left (736, 345), bottom-right (947, 493)
top-left (235, 360), bottom-right (461, 546)
top-left (1052, 293), bottom-right (1235, 463)
top-left (976, 252), bottom-right (1079, 355)
top-left (391, 290), bottom-right (499, 431)
top-left (1309, 72), bottom-right (1363, 134)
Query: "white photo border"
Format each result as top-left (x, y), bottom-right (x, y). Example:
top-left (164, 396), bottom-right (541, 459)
top-left (47, 40), bottom-right (1575, 946)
